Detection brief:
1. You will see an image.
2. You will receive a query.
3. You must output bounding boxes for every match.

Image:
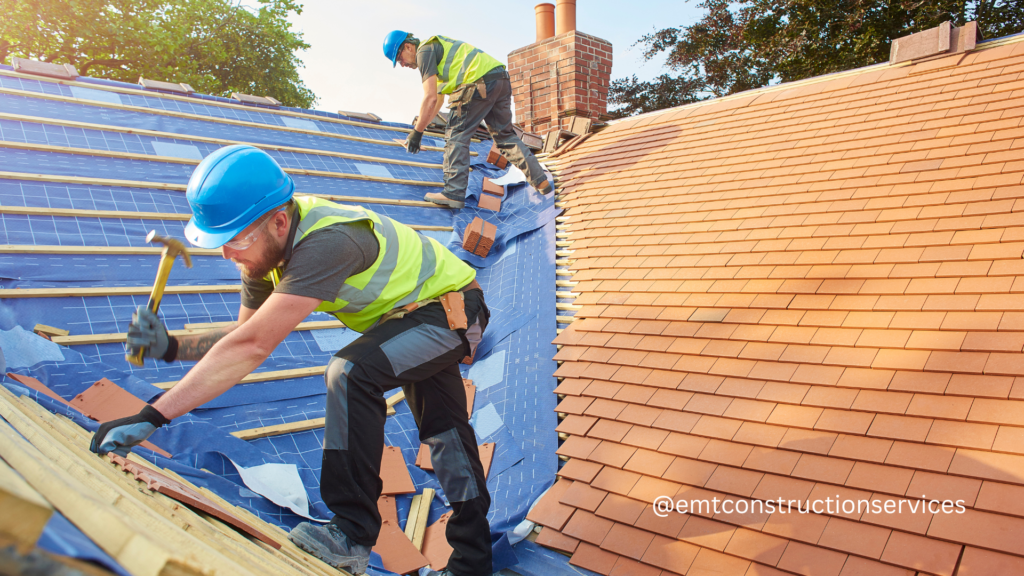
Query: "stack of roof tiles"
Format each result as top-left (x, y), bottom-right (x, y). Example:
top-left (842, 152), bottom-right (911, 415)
top-left (533, 31), bottom-right (1024, 576)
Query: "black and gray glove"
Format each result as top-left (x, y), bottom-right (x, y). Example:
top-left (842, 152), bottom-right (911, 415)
top-left (405, 130), bottom-right (423, 154)
top-left (126, 306), bottom-right (176, 361)
top-left (89, 405), bottom-right (171, 456)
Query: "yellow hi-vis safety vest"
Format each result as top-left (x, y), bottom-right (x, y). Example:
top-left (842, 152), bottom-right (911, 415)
top-left (423, 35), bottom-right (504, 95)
top-left (269, 196), bottom-right (476, 332)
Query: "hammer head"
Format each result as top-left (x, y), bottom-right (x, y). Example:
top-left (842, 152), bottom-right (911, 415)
top-left (146, 230), bottom-right (193, 268)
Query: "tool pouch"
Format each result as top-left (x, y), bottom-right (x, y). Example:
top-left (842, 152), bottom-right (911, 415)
top-left (439, 291), bottom-right (468, 330)
top-left (449, 82), bottom-right (482, 115)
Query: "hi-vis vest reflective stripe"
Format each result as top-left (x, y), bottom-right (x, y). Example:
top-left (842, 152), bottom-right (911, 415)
top-left (269, 196), bottom-right (476, 333)
top-left (423, 35), bottom-right (504, 95)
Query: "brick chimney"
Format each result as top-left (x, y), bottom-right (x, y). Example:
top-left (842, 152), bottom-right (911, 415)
top-left (508, 1), bottom-right (612, 134)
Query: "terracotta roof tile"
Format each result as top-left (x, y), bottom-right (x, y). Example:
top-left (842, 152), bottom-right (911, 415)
top-left (866, 414), bottom-right (933, 442)
top-left (778, 428), bottom-right (838, 454)
top-left (545, 39), bottom-right (1024, 573)
top-left (557, 435), bottom-right (602, 459)
top-left (677, 515), bottom-right (736, 551)
top-left (956, 546), bottom-right (1024, 575)
top-left (594, 493), bottom-right (648, 526)
top-left (527, 478), bottom-right (576, 530)
top-left (561, 481), bottom-right (609, 512)
top-left (888, 371), bottom-right (951, 394)
top-left (556, 395), bottom-right (596, 415)
top-left (828, 434), bottom-right (893, 463)
top-left (845, 461), bottom-right (915, 495)
top-left (559, 459), bottom-right (604, 483)
top-left (777, 541), bottom-right (849, 576)
top-left (558, 415), bottom-right (600, 436)
top-left (592, 467), bottom-right (643, 496)
top-left (925, 420), bottom-right (997, 449)
top-left (586, 398), bottom-right (630, 420)
top-left (624, 448), bottom-right (674, 477)
top-left (723, 398), bottom-right (777, 422)
top-left (721, 527), bottom-right (788, 565)
top-left (662, 457), bottom-right (718, 487)
top-left (817, 516), bottom-right (891, 558)
top-left (762, 509), bottom-right (830, 543)
top-left (973, 480), bottom-right (1024, 519)
top-left (589, 419), bottom-right (634, 442)
top-left (699, 439), bottom-right (754, 466)
top-left (792, 454), bottom-right (855, 484)
top-left (600, 522), bottom-right (656, 560)
top-left (535, 527), bottom-right (580, 555)
top-left (905, 394), bottom-right (973, 420)
top-left (618, 404), bottom-right (665, 427)
top-left (659, 432), bottom-right (711, 458)
top-left (563, 510), bottom-right (616, 545)
top-left (640, 535), bottom-right (700, 574)
top-left (687, 547), bottom-right (752, 576)
top-left (802, 387), bottom-right (860, 409)
top-left (704, 466), bottom-right (765, 497)
top-left (814, 409), bottom-right (876, 435)
top-left (632, 505), bottom-right (689, 539)
top-left (860, 495), bottom-right (933, 534)
top-left (570, 541), bottom-right (621, 575)
top-left (609, 556), bottom-right (662, 576)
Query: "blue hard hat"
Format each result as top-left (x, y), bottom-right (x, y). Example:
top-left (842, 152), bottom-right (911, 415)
top-left (184, 145), bottom-right (295, 249)
top-left (384, 30), bottom-right (410, 67)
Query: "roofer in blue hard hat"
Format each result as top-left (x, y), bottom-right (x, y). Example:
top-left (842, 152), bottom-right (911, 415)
top-left (383, 29), bottom-right (551, 209)
top-left (88, 145), bottom-right (494, 576)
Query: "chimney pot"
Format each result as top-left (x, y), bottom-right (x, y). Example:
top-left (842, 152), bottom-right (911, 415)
top-left (555, 0), bottom-right (576, 35)
top-left (535, 4), bottom-right (555, 42)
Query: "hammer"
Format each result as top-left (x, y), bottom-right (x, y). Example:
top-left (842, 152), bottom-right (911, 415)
top-left (126, 231), bottom-right (192, 366)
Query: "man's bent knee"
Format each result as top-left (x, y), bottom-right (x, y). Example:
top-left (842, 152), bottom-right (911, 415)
top-left (324, 356), bottom-right (355, 450)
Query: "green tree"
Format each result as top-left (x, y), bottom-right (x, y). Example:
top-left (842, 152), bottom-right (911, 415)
top-left (610, 0), bottom-right (1024, 117)
top-left (0, 0), bottom-right (316, 108)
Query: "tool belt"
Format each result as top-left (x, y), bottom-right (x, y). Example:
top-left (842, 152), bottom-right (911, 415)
top-left (448, 81), bottom-right (486, 116)
top-left (379, 280), bottom-right (483, 363)
top-left (447, 69), bottom-right (508, 115)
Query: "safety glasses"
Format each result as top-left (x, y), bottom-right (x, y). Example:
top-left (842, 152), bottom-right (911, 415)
top-left (223, 210), bottom-right (282, 251)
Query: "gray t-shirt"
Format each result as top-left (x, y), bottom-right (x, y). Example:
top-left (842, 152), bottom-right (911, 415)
top-left (240, 220), bottom-right (380, 310)
top-left (417, 40), bottom-right (444, 83)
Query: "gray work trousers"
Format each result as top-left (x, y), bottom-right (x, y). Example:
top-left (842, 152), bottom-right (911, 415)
top-left (321, 290), bottom-right (492, 575)
top-left (443, 72), bottom-right (547, 202)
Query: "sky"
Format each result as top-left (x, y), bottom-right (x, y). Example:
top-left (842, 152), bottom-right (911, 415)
top-left (285, 1), bottom-right (706, 123)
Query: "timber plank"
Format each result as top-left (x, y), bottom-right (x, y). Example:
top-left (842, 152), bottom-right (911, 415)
top-left (52, 320), bottom-right (344, 346)
top-left (0, 111), bottom-right (445, 168)
top-left (0, 171), bottom-right (443, 208)
top-left (0, 140), bottom-right (444, 187)
top-left (0, 457), bottom-right (53, 553)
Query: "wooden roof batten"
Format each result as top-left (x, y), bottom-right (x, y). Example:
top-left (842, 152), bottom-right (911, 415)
top-left (537, 20), bottom-right (1024, 576)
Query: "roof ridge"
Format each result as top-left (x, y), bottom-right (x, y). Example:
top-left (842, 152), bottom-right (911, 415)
top-left (610, 30), bottom-right (1024, 127)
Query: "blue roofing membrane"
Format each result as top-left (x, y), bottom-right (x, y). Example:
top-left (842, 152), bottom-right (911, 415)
top-left (0, 66), bottom-right (565, 575)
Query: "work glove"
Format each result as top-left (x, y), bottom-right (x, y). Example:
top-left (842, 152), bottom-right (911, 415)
top-left (405, 130), bottom-right (423, 154)
top-left (126, 306), bottom-right (169, 359)
top-left (89, 405), bottom-right (171, 457)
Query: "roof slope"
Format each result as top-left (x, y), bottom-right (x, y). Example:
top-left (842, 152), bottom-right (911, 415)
top-left (537, 34), bottom-right (1024, 576)
top-left (0, 64), bottom-right (561, 575)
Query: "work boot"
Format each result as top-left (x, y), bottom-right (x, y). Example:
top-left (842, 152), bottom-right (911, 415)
top-left (424, 192), bottom-right (465, 209)
top-left (289, 522), bottom-right (371, 574)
